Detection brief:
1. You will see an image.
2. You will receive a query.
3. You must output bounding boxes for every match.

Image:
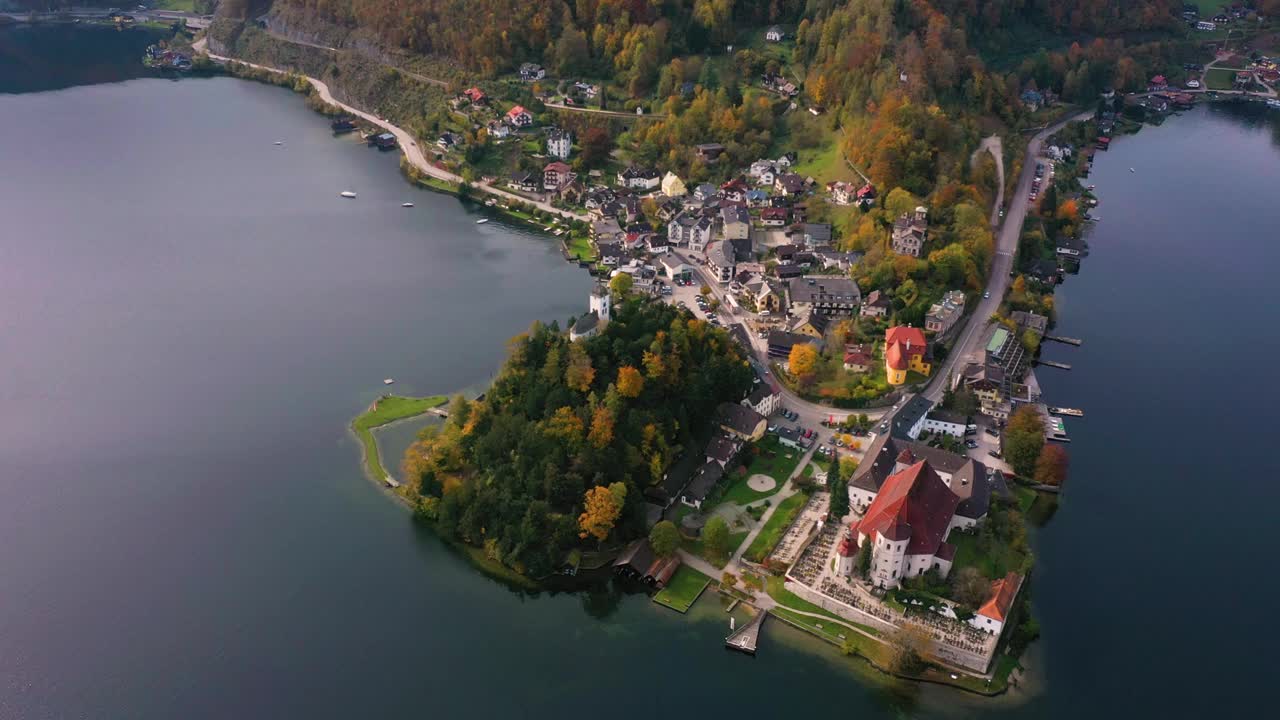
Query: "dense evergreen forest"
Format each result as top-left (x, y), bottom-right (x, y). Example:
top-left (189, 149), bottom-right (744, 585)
top-left (399, 298), bottom-right (753, 577)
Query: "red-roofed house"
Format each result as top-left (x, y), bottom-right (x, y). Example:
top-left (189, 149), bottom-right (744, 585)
top-left (505, 105), bottom-right (533, 127)
top-left (463, 87), bottom-right (487, 104)
top-left (971, 572), bottom-right (1023, 634)
top-left (854, 459), bottom-right (960, 588)
top-left (884, 326), bottom-right (931, 385)
top-left (543, 162), bottom-right (574, 191)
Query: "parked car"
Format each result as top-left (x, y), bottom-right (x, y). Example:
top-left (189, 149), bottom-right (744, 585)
top-left (965, 439), bottom-right (979, 449)
top-left (984, 426), bottom-right (1000, 437)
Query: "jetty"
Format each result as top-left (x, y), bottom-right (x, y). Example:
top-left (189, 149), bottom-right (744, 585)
top-left (1037, 360), bottom-right (1072, 370)
top-left (1048, 407), bottom-right (1084, 417)
top-left (1045, 335), bottom-right (1082, 346)
top-left (725, 610), bottom-right (765, 656)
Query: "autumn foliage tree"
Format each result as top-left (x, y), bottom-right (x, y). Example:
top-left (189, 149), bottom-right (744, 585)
top-left (1034, 444), bottom-right (1070, 486)
top-left (578, 482), bottom-right (627, 543)
top-left (788, 343), bottom-right (819, 384)
top-left (616, 365), bottom-right (645, 398)
top-left (1004, 405), bottom-right (1046, 478)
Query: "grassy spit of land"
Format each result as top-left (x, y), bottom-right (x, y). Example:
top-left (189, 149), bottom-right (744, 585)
top-left (351, 394), bottom-right (447, 483)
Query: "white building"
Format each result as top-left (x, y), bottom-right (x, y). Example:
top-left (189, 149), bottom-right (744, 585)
top-left (921, 410), bottom-right (968, 438)
top-left (547, 129), bottom-right (573, 159)
top-left (667, 212), bottom-right (713, 252)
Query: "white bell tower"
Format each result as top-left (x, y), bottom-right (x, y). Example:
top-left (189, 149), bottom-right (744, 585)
top-left (589, 284), bottom-right (611, 326)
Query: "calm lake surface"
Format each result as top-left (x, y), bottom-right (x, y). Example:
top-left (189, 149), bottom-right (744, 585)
top-left (1, 28), bottom-right (1277, 719)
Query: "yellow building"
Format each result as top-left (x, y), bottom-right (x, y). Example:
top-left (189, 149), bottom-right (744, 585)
top-left (884, 326), bottom-right (931, 385)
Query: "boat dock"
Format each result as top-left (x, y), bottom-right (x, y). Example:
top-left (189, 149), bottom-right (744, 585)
top-left (1048, 407), bottom-right (1084, 417)
top-left (725, 610), bottom-right (765, 656)
top-left (1045, 335), bottom-right (1083, 346)
top-left (1037, 360), bottom-right (1072, 370)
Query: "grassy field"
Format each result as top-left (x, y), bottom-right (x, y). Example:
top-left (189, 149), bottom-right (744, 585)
top-left (739, 435), bottom-right (805, 484)
top-left (652, 566), bottom-right (712, 613)
top-left (719, 466), bottom-right (785, 507)
top-left (1013, 485), bottom-right (1037, 513)
top-left (351, 395), bottom-right (447, 482)
top-left (743, 491), bottom-right (811, 563)
top-left (1204, 67), bottom-right (1239, 90)
top-left (947, 530), bottom-right (1027, 581)
top-left (564, 233), bottom-right (596, 261)
top-left (152, 0), bottom-right (199, 11)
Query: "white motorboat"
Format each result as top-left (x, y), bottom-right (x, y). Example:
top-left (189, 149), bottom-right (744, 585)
top-left (383, 378), bottom-right (395, 385)
top-left (402, 202), bottom-right (414, 208)
top-left (340, 191), bottom-right (357, 198)
top-left (476, 218), bottom-right (489, 224)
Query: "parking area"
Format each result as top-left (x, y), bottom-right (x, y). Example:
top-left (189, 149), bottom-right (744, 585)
top-left (965, 422), bottom-right (1012, 473)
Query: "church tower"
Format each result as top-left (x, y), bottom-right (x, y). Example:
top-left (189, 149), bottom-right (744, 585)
top-left (589, 283), bottom-right (611, 327)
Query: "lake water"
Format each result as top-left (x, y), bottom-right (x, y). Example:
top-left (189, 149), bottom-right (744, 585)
top-left (1, 28), bottom-right (1277, 719)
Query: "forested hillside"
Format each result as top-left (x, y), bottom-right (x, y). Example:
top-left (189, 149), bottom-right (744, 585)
top-left (400, 299), bottom-right (753, 577)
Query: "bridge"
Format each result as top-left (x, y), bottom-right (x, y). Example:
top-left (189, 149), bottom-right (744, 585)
top-left (725, 610), bottom-right (765, 656)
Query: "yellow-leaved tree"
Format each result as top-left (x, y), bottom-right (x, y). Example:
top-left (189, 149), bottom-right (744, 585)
top-left (578, 482), bottom-right (626, 542)
top-left (788, 343), bottom-right (819, 383)
top-left (616, 365), bottom-right (645, 398)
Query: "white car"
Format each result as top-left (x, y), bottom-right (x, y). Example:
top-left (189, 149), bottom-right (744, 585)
top-left (983, 291), bottom-right (991, 299)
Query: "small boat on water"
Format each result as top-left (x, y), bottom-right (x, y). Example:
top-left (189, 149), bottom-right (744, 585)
top-left (476, 218), bottom-right (489, 224)
top-left (402, 202), bottom-right (414, 208)
top-left (340, 191), bottom-right (357, 198)
top-left (1129, 167), bottom-right (1135, 173)
top-left (274, 141), bottom-right (284, 146)
top-left (383, 378), bottom-right (395, 385)
top-left (484, 199), bottom-right (496, 207)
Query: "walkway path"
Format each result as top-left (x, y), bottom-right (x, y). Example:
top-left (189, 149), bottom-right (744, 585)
top-left (192, 37), bottom-right (586, 221)
top-left (544, 101), bottom-right (666, 119)
top-left (971, 135), bottom-right (1005, 227)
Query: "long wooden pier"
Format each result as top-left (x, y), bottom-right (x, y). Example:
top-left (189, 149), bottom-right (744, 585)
top-left (1045, 335), bottom-right (1083, 346)
top-left (1037, 360), bottom-right (1072, 370)
top-left (725, 611), bottom-right (765, 656)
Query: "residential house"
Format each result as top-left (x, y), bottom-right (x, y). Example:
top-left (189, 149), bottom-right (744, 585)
top-left (973, 573), bottom-right (1024, 635)
top-left (547, 129), bottom-right (573, 159)
top-left (668, 212), bottom-right (713, 252)
top-left (743, 382), bottom-right (781, 417)
top-left (720, 178), bottom-right (748, 203)
top-left (960, 363), bottom-right (1010, 420)
top-left (860, 288), bottom-right (890, 316)
top-left (705, 433), bottom-right (742, 467)
top-left (802, 223), bottom-right (832, 248)
top-left (646, 235), bottom-right (672, 256)
top-left (925, 290), bottom-right (966, 336)
top-left (505, 105), bottom-right (534, 127)
top-left (558, 180), bottom-right (585, 205)
top-left (856, 183), bottom-right (877, 207)
top-left (773, 172), bottom-right (806, 197)
top-left (693, 183), bottom-right (718, 203)
top-left (767, 330), bottom-right (824, 360)
top-left (789, 310), bottom-right (829, 340)
top-left (543, 161), bottom-right (574, 192)
top-left (922, 409), bottom-right (968, 438)
top-left (486, 120), bottom-right (511, 139)
top-left (716, 402), bottom-right (767, 442)
top-left (695, 143), bottom-right (726, 162)
top-left (1010, 311), bottom-right (1048, 341)
top-left (843, 344), bottom-right (874, 372)
top-left (706, 241), bottom-right (736, 284)
top-left (760, 207), bottom-right (789, 227)
top-left (436, 131), bottom-right (462, 150)
top-left (661, 172), bottom-right (687, 197)
top-left (890, 206), bottom-right (928, 257)
top-left (1020, 88), bottom-right (1044, 111)
top-left (765, 25), bottom-right (784, 42)
top-left (774, 263), bottom-right (804, 280)
top-left (745, 278), bottom-right (784, 313)
top-left (884, 326), bottom-right (931, 385)
top-left (788, 276), bottom-right (861, 317)
top-left (748, 159), bottom-right (776, 184)
top-left (592, 219), bottom-right (623, 244)
top-left (507, 171), bottom-right (540, 193)
top-left (830, 181), bottom-right (855, 205)
top-left (519, 63), bottom-right (545, 81)
top-left (462, 87), bottom-right (487, 105)
top-left (681, 461), bottom-right (724, 509)
top-left (814, 249), bottom-right (863, 272)
top-left (720, 205), bottom-right (751, 241)
top-left (745, 189), bottom-right (770, 208)
top-left (776, 152), bottom-right (797, 168)
top-left (617, 165), bottom-right (660, 190)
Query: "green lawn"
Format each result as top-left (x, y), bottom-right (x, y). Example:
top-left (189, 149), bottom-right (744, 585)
top-left (151, 0), bottom-right (198, 10)
top-left (719, 467), bottom-right (785, 507)
top-left (351, 395), bottom-right (447, 482)
top-left (947, 529), bottom-right (1027, 581)
top-left (771, 607), bottom-right (889, 662)
top-left (652, 566), bottom-right (712, 613)
top-left (790, 139), bottom-right (851, 186)
top-left (565, 233), bottom-right (596, 261)
top-left (1013, 485), bottom-right (1037, 513)
top-left (1204, 67), bottom-right (1239, 91)
top-left (739, 435), bottom-right (806, 485)
top-left (744, 491), bottom-right (811, 563)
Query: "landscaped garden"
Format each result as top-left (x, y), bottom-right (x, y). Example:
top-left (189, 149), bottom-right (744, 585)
top-left (743, 491), bottom-right (811, 563)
